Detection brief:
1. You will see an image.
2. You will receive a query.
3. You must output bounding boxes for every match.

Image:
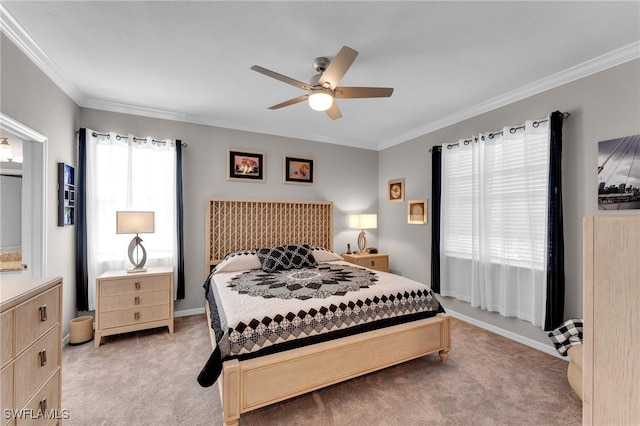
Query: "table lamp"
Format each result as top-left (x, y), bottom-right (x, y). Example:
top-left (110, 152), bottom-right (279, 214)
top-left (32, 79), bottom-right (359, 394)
top-left (349, 214), bottom-right (377, 253)
top-left (116, 211), bottom-right (154, 273)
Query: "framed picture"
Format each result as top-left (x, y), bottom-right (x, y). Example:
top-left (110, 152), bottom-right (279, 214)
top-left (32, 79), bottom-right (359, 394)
top-left (228, 149), bottom-right (265, 182)
top-left (283, 155), bottom-right (315, 185)
top-left (388, 178), bottom-right (404, 202)
top-left (408, 199), bottom-right (427, 224)
top-left (598, 134), bottom-right (640, 210)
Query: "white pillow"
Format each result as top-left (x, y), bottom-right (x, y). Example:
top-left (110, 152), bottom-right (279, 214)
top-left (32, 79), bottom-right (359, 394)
top-left (214, 250), bottom-right (261, 273)
top-left (310, 246), bottom-right (343, 263)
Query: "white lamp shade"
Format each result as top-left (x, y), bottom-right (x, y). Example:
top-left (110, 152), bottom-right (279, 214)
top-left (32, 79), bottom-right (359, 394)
top-left (308, 90), bottom-right (333, 111)
top-left (116, 211), bottom-right (155, 234)
top-left (349, 214), bottom-right (377, 230)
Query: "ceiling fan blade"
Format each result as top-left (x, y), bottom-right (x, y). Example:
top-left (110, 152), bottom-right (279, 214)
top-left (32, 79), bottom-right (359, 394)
top-left (325, 102), bottom-right (342, 120)
top-left (334, 87), bottom-right (394, 98)
top-left (251, 65), bottom-right (313, 91)
top-left (319, 46), bottom-right (358, 90)
top-left (268, 94), bottom-right (309, 110)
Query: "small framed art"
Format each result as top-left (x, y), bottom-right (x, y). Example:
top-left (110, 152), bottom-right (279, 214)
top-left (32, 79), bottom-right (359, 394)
top-left (408, 199), bottom-right (427, 224)
top-left (388, 178), bottom-right (404, 202)
top-left (283, 155), bottom-right (315, 185)
top-left (228, 149), bottom-right (265, 182)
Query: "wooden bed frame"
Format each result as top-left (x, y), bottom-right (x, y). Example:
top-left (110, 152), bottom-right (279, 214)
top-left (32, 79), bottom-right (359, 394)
top-left (205, 198), bottom-right (450, 426)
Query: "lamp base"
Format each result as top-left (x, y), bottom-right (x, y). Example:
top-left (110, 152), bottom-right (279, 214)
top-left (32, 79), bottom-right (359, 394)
top-left (127, 267), bottom-right (147, 274)
top-left (357, 230), bottom-right (367, 253)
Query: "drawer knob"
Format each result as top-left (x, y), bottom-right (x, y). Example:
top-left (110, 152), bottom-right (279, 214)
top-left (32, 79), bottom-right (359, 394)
top-left (134, 296), bottom-right (140, 305)
top-left (134, 311), bottom-right (140, 321)
top-left (135, 281), bottom-right (141, 290)
top-left (39, 349), bottom-right (47, 366)
top-left (371, 260), bottom-right (374, 266)
top-left (39, 305), bottom-right (48, 322)
top-left (40, 397), bottom-right (47, 411)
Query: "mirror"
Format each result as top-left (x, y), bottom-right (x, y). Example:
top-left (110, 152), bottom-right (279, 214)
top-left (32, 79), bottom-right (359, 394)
top-left (0, 137), bottom-right (23, 273)
top-left (0, 113), bottom-right (46, 278)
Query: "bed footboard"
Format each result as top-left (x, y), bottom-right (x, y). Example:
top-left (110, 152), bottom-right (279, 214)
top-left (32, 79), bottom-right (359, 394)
top-left (209, 305), bottom-right (450, 426)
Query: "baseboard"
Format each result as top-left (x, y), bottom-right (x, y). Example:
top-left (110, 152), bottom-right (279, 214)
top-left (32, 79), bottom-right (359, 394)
top-left (62, 333), bottom-right (70, 346)
top-left (175, 307), bottom-right (205, 318)
top-left (446, 309), bottom-right (566, 360)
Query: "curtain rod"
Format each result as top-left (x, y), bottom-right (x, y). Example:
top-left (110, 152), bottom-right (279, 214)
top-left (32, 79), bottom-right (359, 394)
top-left (429, 112), bottom-right (571, 153)
top-left (90, 131), bottom-right (188, 148)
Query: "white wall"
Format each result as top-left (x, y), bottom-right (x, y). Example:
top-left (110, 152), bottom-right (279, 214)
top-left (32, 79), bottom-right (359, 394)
top-left (79, 108), bottom-right (379, 313)
top-left (378, 59), bottom-right (640, 347)
top-left (1, 34), bottom-right (81, 336)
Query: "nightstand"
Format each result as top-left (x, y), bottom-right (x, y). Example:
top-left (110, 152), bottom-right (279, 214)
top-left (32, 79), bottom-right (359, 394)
top-left (95, 266), bottom-right (174, 347)
top-left (341, 253), bottom-right (389, 272)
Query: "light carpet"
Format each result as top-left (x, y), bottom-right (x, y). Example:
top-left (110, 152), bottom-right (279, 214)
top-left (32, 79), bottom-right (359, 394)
top-left (62, 315), bottom-right (581, 425)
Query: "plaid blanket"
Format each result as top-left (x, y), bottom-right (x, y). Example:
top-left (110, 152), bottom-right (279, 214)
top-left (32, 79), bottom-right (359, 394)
top-left (548, 319), bottom-right (583, 356)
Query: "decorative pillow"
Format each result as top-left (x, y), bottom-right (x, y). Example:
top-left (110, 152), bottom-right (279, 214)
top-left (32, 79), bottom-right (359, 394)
top-left (286, 244), bottom-right (317, 269)
top-left (310, 246), bottom-right (343, 263)
top-left (213, 249), bottom-right (261, 274)
top-left (257, 246), bottom-right (292, 272)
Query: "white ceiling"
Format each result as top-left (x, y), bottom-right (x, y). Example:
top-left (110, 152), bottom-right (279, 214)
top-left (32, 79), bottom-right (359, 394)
top-left (2, 1), bottom-right (639, 150)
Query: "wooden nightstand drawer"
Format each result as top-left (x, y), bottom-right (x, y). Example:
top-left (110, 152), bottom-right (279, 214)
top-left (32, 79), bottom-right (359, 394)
top-left (14, 287), bottom-right (60, 356)
top-left (99, 275), bottom-right (170, 296)
top-left (100, 304), bottom-right (170, 329)
top-left (341, 253), bottom-right (389, 272)
top-left (14, 325), bottom-right (60, 408)
top-left (100, 290), bottom-right (170, 312)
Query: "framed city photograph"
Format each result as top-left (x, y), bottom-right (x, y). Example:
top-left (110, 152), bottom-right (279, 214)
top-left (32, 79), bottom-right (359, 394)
top-left (388, 178), bottom-right (404, 202)
top-left (598, 134), bottom-right (640, 210)
top-left (283, 155), bottom-right (314, 185)
top-left (408, 199), bottom-right (427, 224)
top-left (228, 149), bottom-right (265, 182)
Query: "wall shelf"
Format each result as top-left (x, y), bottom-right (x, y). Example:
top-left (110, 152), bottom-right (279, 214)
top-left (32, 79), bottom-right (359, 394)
top-left (58, 162), bottom-right (75, 226)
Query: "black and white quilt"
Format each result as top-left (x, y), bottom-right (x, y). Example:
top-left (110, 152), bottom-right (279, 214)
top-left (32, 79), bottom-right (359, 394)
top-left (197, 256), bottom-right (444, 387)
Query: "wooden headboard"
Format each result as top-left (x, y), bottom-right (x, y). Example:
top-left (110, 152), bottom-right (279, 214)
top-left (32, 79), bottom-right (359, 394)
top-left (205, 198), bottom-right (333, 276)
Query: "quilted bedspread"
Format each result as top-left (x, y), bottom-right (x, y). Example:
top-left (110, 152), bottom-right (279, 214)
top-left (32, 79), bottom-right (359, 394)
top-left (197, 261), bottom-right (444, 387)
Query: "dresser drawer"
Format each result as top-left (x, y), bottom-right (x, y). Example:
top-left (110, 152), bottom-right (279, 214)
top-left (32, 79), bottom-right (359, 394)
top-left (99, 304), bottom-right (170, 329)
top-left (17, 369), bottom-right (61, 426)
top-left (100, 290), bottom-right (169, 312)
top-left (1, 364), bottom-right (13, 426)
top-left (1, 310), bottom-right (14, 367)
top-left (14, 287), bottom-right (60, 355)
top-left (14, 326), bottom-right (60, 408)
top-left (100, 275), bottom-right (170, 296)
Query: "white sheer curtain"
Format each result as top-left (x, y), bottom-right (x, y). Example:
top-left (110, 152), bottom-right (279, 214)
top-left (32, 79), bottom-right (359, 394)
top-left (86, 130), bottom-right (178, 310)
top-left (440, 118), bottom-right (550, 327)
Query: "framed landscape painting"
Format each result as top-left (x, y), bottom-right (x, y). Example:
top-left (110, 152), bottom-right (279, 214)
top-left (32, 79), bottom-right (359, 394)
top-left (228, 149), bottom-right (265, 182)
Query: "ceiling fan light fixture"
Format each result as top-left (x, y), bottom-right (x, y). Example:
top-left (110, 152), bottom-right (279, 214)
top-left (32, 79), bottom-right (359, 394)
top-left (308, 89), bottom-right (333, 111)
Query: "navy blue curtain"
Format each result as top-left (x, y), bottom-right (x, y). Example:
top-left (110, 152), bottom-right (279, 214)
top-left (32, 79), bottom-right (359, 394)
top-left (544, 111), bottom-right (565, 331)
top-left (75, 129), bottom-right (89, 311)
top-left (430, 147), bottom-right (442, 293)
top-left (175, 141), bottom-right (185, 299)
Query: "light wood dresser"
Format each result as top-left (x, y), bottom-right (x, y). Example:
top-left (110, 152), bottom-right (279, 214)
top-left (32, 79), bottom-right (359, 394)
top-left (1, 276), bottom-right (63, 425)
top-left (583, 216), bottom-right (639, 425)
top-left (341, 253), bottom-right (389, 272)
top-left (95, 266), bottom-right (174, 347)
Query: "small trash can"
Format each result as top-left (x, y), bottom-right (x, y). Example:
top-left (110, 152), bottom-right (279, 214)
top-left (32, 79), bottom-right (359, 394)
top-left (69, 316), bottom-right (94, 345)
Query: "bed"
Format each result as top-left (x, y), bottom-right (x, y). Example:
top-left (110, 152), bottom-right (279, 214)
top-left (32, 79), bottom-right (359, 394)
top-left (199, 198), bottom-right (450, 426)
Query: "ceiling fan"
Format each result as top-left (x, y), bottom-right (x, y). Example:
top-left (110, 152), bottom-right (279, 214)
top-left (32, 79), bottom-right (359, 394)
top-left (250, 46), bottom-right (393, 120)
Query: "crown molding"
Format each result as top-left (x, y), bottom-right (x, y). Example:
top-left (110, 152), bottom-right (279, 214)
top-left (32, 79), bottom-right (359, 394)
top-left (378, 41), bottom-right (640, 150)
top-left (82, 97), bottom-right (379, 151)
top-left (3, 4), bottom-right (638, 152)
top-left (0, 3), bottom-right (85, 105)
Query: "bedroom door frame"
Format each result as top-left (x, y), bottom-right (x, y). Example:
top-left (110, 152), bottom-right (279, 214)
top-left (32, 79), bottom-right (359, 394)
top-left (0, 112), bottom-right (46, 278)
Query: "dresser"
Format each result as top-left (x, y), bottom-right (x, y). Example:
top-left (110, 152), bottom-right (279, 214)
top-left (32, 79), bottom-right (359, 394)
top-left (1, 276), bottom-right (63, 425)
top-left (95, 267), bottom-right (174, 347)
top-left (341, 253), bottom-right (389, 272)
top-left (583, 216), bottom-right (640, 425)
